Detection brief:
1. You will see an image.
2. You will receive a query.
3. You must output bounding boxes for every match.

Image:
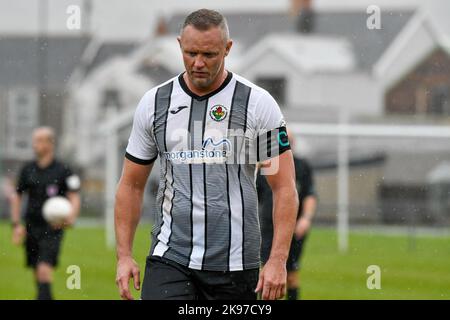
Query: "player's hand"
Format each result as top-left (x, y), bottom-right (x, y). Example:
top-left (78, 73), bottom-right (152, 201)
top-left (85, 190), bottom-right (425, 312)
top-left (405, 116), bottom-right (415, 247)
top-left (116, 256), bottom-right (140, 300)
top-left (295, 217), bottom-right (311, 239)
top-left (255, 257), bottom-right (287, 300)
top-left (50, 220), bottom-right (68, 230)
top-left (63, 213), bottom-right (77, 228)
top-left (12, 224), bottom-right (26, 246)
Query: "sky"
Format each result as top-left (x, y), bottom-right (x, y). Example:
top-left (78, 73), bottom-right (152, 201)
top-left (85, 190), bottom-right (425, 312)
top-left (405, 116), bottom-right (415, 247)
top-left (0, 0), bottom-right (446, 41)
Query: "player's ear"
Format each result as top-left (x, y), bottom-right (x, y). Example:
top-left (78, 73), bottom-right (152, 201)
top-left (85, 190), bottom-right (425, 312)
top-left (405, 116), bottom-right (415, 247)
top-left (225, 39), bottom-right (233, 56)
top-left (177, 36), bottom-right (182, 49)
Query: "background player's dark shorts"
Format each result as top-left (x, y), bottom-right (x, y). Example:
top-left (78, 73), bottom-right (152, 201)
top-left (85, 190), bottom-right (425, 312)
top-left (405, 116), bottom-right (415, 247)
top-left (141, 256), bottom-right (259, 300)
top-left (25, 225), bottom-right (64, 268)
top-left (261, 233), bottom-right (308, 272)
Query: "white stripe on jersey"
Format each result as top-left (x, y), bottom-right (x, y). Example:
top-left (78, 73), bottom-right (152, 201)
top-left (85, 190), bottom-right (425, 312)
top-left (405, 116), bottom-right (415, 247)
top-left (188, 171), bottom-right (206, 269)
top-left (153, 240), bottom-right (169, 257)
top-left (228, 167), bottom-right (244, 271)
top-left (154, 162), bottom-right (174, 256)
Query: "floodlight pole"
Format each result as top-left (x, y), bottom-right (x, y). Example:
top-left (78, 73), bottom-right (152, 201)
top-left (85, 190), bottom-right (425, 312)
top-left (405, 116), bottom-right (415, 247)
top-left (100, 108), bottom-right (135, 249)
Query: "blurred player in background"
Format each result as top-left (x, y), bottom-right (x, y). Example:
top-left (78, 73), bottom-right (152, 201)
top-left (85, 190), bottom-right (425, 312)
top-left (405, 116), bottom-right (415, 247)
top-left (10, 127), bottom-right (81, 300)
top-left (257, 131), bottom-right (317, 300)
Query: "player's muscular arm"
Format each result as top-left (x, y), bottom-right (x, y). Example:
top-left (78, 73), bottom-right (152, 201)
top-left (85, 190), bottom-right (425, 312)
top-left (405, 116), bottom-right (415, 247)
top-left (267, 152), bottom-right (299, 262)
top-left (115, 158), bottom-right (153, 300)
top-left (115, 158), bottom-right (153, 257)
top-left (256, 150), bottom-right (299, 300)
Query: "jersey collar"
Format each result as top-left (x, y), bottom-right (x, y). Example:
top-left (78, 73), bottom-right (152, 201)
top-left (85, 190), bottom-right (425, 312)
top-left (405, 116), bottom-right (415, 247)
top-left (178, 71), bottom-right (233, 101)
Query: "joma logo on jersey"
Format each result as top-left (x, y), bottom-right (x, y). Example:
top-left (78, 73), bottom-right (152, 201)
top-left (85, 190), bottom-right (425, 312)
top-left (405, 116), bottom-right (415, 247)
top-left (210, 105), bottom-right (228, 122)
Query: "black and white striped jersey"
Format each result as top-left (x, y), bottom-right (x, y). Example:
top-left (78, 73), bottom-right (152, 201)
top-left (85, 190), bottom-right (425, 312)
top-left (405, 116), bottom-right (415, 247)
top-left (125, 71), bottom-right (289, 271)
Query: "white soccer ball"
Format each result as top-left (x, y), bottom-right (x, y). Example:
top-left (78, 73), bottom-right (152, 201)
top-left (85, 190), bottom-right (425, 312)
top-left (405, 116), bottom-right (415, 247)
top-left (42, 196), bottom-right (72, 224)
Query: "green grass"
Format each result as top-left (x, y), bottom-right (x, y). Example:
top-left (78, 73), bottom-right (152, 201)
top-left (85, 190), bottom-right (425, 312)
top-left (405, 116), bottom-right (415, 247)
top-left (301, 229), bottom-right (450, 299)
top-left (1, 223), bottom-right (449, 300)
top-left (0, 223), bottom-right (151, 300)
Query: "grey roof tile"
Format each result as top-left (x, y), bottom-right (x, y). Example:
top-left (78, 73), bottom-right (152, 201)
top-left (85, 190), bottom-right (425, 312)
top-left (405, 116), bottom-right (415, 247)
top-left (0, 36), bottom-right (90, 87)
top-left (86, 42), bottom-right (136, 73)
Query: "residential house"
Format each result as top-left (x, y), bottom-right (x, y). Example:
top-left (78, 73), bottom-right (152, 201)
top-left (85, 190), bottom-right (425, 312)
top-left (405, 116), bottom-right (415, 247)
top-left (0, 35), bottom-right (90, 172)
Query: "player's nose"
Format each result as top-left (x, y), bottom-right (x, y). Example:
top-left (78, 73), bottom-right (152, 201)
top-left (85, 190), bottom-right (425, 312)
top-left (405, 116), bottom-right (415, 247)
top-left (193, 56), bottom-right (206, 69)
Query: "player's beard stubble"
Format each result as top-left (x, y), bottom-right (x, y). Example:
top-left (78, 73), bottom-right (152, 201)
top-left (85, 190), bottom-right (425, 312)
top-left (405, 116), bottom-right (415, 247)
top-left (187, 61), bottom-right (224, 91)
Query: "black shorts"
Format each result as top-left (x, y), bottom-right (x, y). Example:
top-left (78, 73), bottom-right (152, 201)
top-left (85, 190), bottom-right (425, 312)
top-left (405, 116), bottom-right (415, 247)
top-left (141, 256), bottom-right (259, 300)
top-left (261, 234), bottom-right (307, 272)
top-left (25, 225), bottom-right (64, 268)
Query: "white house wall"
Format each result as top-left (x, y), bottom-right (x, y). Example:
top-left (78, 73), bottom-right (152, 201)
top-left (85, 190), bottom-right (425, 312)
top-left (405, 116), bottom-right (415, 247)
top-left (240, 50), bottom-right (382, 118)
top-left (68, 58), bottom-right (151, 167)
top-left (303, 73), bottom-right (382, 117)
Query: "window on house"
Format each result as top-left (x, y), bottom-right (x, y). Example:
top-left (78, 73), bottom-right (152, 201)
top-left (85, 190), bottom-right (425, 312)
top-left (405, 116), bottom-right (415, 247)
top-left (6, 88), bottom-right (39, 156)
top-left (429, 85), bottom-right (450, 116)
top-left (7, 90), bottom-right (38, 154)
top-left (256, 77), bottom-right (287, 107)
top-left (101, 89), bottom-right (121, 110)
top-left (14, 100), bottom-right (31, 150)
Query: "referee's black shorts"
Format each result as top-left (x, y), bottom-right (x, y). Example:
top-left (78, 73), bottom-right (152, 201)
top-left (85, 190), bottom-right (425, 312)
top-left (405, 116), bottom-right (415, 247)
top-left (25, 224), bottom-right (64, 268)
top-left (141, 256), bottom-right (259, 300)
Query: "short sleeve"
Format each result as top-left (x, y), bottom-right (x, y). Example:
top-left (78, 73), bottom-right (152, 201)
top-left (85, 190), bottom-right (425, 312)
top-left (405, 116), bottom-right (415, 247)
top-left (125, 91), bottom-right (158, 165)
top-left (255, 91), bottom-right (286, 135)
top-left (63, 166), bottom-right (81, 192)
top-left (16, 166), bottom-right (28, 194)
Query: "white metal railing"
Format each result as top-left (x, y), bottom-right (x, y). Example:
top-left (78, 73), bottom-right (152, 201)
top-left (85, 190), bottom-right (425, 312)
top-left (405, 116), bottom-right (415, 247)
top-left (101, 116), bottom-right (450, 252)
top-left (289, 121), bottom-right (450, 252)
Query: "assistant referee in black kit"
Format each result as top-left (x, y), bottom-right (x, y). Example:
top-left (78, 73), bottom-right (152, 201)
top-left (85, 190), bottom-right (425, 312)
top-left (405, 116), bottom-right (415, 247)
top-left (10, 127), bottom-right (81, 300)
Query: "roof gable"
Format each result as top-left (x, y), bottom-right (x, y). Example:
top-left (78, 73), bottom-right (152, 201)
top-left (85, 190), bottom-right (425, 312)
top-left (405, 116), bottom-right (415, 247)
top-left (237, 34), bottom-right (355, 74)
top-left (167, 10), bottom-right (414, 70)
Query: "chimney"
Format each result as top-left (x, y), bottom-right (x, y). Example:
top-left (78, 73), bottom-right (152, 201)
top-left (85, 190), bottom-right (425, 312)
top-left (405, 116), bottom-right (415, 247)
top-left (291, 0), bottom-right (315, 34)
top-left (155, 15), bottom-right (168, 37)
top-left (83, 0), bottom-right (93, 36)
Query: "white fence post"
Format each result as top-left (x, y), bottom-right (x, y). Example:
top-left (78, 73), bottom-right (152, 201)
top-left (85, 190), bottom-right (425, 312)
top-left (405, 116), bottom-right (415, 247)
top-left (105, 129), bottom-right (119, 249)
top-left (337, 114), bottom-right (350, 253)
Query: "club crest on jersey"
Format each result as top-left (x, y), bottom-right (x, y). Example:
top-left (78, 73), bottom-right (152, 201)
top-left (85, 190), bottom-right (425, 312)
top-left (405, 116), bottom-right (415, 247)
top-left (210, 105), bottom-right (227, 122)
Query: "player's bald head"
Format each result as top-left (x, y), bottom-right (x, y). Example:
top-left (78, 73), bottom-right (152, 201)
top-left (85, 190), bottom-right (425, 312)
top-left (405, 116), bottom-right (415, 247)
top-left (180, 9), bottom-right (230, 44)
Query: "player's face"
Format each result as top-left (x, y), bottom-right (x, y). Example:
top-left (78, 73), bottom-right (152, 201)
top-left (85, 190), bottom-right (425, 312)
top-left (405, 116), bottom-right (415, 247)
top-left (178, 25), bottom-right (232, 90)
top-left (32, 132), bottom-right (53, 157)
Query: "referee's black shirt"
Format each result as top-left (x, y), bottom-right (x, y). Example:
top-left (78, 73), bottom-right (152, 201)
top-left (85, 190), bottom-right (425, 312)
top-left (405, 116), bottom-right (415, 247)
top-left (16, 159), bottom-right (79, 227)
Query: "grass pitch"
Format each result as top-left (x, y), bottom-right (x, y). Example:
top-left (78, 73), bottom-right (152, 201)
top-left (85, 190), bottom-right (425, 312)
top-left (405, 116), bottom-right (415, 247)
top-left (1, 222), bottom-right (449, 300)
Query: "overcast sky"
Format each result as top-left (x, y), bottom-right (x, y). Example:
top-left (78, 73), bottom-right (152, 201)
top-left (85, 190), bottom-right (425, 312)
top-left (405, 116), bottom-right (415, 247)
top-left (0, 0), bottom-right (442, 40)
